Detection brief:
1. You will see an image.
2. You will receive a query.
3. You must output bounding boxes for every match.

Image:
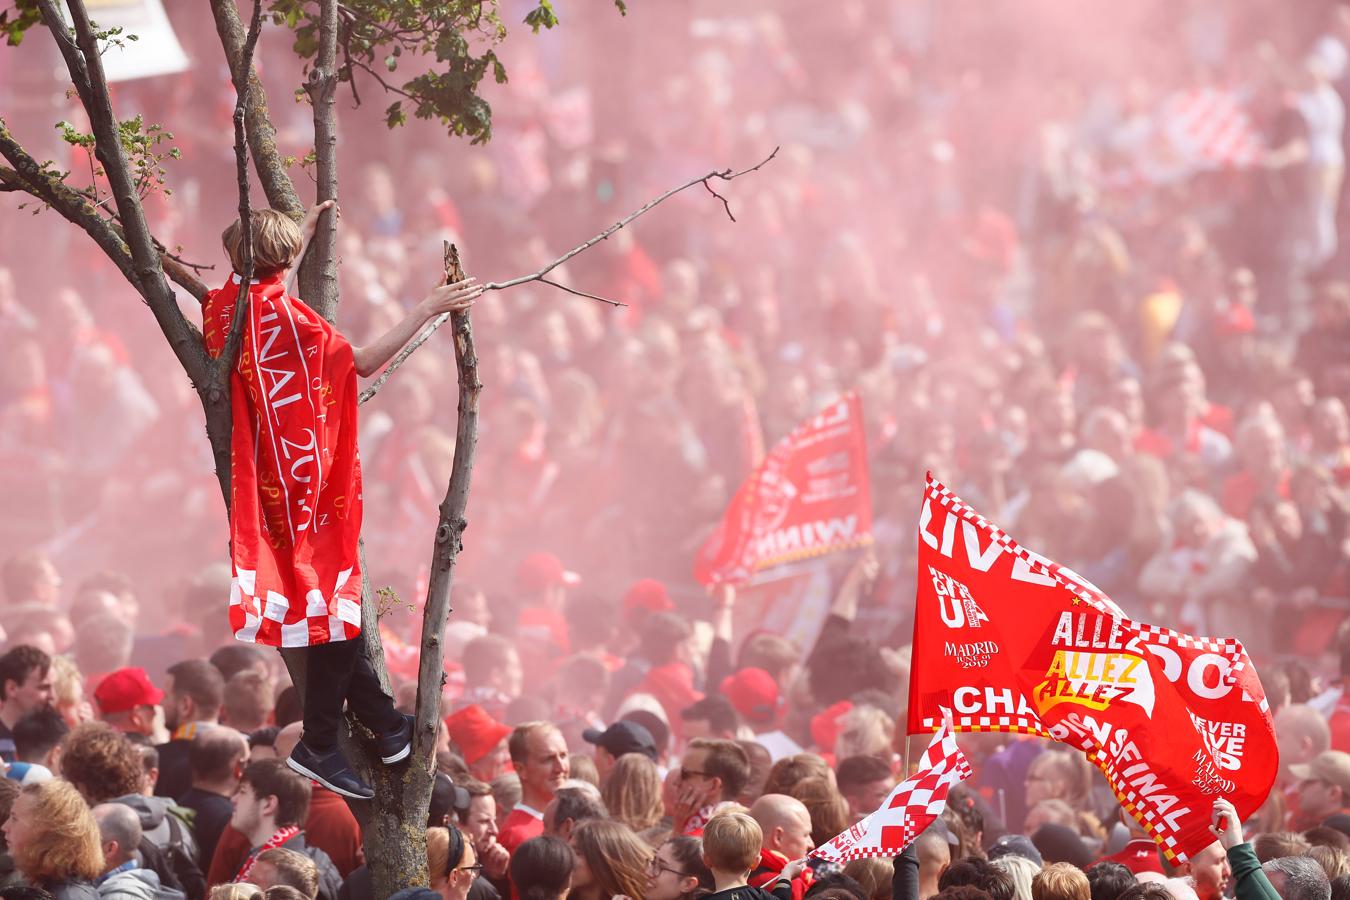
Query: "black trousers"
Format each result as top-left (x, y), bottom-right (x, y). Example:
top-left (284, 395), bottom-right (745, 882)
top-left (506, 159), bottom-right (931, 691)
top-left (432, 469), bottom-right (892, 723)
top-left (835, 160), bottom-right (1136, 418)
top-left (297, 638), bottom-right (403, 752)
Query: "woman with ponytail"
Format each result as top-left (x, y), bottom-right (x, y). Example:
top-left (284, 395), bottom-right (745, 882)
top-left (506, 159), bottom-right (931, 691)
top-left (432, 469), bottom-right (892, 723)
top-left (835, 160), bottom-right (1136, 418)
top-left (427, 825), bottom-right (481, 900)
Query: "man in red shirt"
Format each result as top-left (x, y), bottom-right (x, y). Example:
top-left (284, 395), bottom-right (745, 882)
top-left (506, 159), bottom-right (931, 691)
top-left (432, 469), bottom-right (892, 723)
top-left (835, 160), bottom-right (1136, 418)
top-left (497, 722), bottom-right (569, 854)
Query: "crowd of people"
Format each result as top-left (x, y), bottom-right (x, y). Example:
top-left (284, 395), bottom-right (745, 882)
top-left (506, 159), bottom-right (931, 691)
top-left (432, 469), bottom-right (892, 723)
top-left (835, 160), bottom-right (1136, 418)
top-left (0, 639), bottom-right (1348, 900)
top-left (2, 0), bottom-right (1350, 899)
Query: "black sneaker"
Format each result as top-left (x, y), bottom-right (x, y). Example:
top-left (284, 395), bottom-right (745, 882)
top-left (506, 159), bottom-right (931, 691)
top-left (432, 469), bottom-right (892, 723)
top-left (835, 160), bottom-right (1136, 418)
top-left (287, 742), bottom-right (375, 800)
top-left (378, 714), bottom-right (414, 765)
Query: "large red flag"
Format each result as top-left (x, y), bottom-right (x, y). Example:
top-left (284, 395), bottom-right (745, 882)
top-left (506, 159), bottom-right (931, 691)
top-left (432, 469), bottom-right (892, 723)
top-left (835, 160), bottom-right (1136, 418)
top-left (907, 474), bottom-right (1276, 863)
top-left (694, 393), bottom-right (872, 586)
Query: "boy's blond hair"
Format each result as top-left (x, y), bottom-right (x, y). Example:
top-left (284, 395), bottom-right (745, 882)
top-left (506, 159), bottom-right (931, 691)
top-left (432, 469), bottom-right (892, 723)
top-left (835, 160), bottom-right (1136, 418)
top-left (1032, 863), bottom-right (1090, 900)
top-left (222, 209), bottom-right (303, 277)
top-left (703, 811), bottom-right (762, 873)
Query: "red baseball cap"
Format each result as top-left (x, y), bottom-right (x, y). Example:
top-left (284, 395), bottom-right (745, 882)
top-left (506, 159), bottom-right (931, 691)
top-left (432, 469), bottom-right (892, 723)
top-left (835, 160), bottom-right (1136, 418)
top-left (623, 579), bottom-right (674, 618)
top-left (94, 667), bottom-right (165, 716)
top-left (445, 704), bottom-right (511, 765)
top-left (720, 667), bottom-right (780, 727)
top-left (516, 552), bottom-right (580, 594)
top-left (811, 700), bottom-right (853, 754)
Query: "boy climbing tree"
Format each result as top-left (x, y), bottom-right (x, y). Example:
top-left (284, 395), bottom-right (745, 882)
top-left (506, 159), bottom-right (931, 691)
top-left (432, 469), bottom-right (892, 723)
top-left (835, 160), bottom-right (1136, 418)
top-left (203, 201), bottom-right (482, 798)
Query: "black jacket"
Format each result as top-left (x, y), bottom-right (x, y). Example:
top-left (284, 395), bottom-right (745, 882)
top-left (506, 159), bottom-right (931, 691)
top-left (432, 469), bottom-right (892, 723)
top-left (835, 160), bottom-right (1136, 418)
top-left (705, 882), bottom-right (792, 900)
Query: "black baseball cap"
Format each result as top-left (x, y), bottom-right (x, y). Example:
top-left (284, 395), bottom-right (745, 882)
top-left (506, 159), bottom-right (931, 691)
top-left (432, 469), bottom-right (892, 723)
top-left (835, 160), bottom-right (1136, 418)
top-left (988, 833), bottom-right (1044, 866)
top-left (430, 772), bottom-right (471, 826)
top-left (582, 720), bottom-right (658, 761)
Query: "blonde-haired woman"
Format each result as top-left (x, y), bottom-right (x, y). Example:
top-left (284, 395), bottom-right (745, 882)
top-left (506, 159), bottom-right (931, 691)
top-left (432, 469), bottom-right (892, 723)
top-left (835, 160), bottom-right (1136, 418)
top-left (427, 824), bottom-right (480, 900)
top-left (569, 819), bottom-right (651, 900)
top-left (49, 656), bottom-right (94, 729)
top-left (603, 753), bottom-right (665, 833)
top-left (1, 780), bottom-right (102, 900)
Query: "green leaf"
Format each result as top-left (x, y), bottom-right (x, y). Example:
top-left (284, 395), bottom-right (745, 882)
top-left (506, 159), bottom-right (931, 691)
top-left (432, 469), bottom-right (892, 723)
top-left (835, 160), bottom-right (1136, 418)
top-left (523, 0), bottom-right (558, 33)
top-left (614, 0), bottom-right (627, 13)
top-left (385, 101), bottom-right (406, 128)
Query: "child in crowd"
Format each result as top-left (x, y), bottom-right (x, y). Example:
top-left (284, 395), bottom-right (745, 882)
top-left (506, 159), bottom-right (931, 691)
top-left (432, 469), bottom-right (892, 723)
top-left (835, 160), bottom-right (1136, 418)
top-left (701, 812), bottom-right (804, 900)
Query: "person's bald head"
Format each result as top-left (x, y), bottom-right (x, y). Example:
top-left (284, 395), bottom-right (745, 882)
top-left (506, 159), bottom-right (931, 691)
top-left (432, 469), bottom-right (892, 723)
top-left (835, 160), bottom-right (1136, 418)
top-left (915, 827), bottom-right (952, 899)
top-left (275, 722), bottom-right (303, 759)
top-left (93, 802), bottom-right (143, 869)
top-left (749, 793), bottom-right (814, 860)
top-left (190, 726), bottom-right (249, 789)
top-left (1277, 705), bottom-right (1331, 770)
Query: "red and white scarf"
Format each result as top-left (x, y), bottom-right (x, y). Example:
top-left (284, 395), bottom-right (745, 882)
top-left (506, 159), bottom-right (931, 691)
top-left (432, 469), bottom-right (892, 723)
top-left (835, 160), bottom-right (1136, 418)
top-left (235, 825), bottom-right (300, 881)
top-left (203, 273), bottom-right (364, 647)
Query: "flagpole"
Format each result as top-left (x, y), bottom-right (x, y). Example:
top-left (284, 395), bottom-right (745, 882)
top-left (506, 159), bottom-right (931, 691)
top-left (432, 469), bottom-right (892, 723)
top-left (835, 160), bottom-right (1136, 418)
top-left (902, 732), bottom-right (912, 778)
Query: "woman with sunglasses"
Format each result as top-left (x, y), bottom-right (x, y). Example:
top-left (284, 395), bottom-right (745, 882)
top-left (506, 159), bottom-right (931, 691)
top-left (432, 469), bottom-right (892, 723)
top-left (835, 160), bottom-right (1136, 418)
top-left (428, 825), bottom-right (482, 900)
top-left (645, 836), bottom-right (714, 900)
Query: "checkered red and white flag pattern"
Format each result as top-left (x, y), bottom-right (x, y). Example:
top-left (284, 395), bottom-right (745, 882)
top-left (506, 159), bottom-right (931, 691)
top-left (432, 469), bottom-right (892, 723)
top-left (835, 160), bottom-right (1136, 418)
top-left (813, 719), bottom-right (971, 863)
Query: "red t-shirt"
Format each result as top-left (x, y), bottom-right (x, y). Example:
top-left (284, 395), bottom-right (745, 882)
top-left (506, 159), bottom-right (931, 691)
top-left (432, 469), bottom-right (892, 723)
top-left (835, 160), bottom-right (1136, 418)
top-left (498, 805), bottom-right (545, 855)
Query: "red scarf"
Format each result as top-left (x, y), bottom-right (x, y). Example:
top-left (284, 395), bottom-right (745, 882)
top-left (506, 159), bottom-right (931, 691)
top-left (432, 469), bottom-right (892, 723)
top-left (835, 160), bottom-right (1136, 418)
top-left (203, 274), bottom-right (364, 647)
top-left (235, 825), bottom-right (300, 881)
top-left (750, 849), bottom-right (815, 900)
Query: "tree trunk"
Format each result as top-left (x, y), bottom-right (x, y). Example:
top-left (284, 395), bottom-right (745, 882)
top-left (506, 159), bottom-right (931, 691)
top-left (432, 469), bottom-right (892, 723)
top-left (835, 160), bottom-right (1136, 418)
top-left (299, 0), bottom-right (341, 324)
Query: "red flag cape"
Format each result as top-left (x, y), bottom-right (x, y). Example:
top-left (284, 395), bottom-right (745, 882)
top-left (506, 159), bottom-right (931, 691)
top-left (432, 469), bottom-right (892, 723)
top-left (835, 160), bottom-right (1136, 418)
top-left (907, 474), bottom-right (1276, 863)
top-left (203, 274), bottom-right (364, 647)
top-left (695, 393), bottom-right (872, 586)
top-left (814, 718), bottom-right (971, 863)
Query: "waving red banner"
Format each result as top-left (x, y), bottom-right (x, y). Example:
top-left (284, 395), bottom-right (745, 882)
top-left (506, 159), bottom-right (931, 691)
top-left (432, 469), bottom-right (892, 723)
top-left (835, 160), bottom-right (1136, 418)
top-left (694, 393), bottom-right (872, 586)
top-left (906, 474), bottom-right (1276, 863)
top-left (204, 273), bottom-right (364, 647)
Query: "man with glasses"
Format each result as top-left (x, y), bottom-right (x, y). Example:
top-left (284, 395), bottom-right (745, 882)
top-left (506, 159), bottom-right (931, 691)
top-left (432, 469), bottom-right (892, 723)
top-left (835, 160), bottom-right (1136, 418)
top-left (673, 738), bottom-right (750, 835)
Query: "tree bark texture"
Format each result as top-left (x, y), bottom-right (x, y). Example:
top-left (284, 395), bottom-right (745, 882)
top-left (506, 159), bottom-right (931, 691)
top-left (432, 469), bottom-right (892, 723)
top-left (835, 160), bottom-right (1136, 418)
top-left (299, 0), bottom-right (340, 324)
top-left (209, 0), bottom-right (304, 217)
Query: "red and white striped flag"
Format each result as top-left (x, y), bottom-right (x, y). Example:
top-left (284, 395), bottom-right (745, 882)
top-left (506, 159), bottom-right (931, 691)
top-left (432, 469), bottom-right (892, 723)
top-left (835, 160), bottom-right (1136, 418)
top-left (1159, 87), bottom-right (1265, 170)
top-left (813, 719), bottom-right (971, 863)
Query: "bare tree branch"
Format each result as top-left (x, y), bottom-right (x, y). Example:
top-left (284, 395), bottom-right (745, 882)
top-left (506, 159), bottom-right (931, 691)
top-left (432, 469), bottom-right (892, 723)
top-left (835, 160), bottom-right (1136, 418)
top-left (3, 155), bottom-right (211, 301)
top-left (208, 0), bottom-right (264, 413)
top-left (160, 254), bottom-right (211, 302)
top-left (537, 277), bottom-right (625, 308)
top-left (33, 0), bottom-right (214, 393)
top-left (299, 0), bottom-right (341, 323)
top-left (210, 0), bottom-right (304, 216)
top-left (358, 146), bottom-right (780, 405)
top-left (414, 241), bottom-right (479, 765)
top-left (485, 146), bottom-right (779, 293)
top-left (0, 136), bottom-right (140, 290)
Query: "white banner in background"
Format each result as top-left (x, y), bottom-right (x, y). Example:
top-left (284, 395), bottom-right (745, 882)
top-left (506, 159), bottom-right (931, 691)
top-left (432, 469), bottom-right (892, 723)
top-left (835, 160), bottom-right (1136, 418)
top-left (69, 0), bottom-right (188, 82)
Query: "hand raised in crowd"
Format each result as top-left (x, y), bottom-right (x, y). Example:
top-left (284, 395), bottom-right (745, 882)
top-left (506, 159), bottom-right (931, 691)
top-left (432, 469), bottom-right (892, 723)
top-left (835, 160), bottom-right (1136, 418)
top-left (420, 276), bottom-right (484, 318)
top-left (671, 780), bottom-right (707, 832)
top-left (780, 858), bottom-right (810, 882)
top-left (1209, 797), bottom-right (1243, 850)
top-left (479, 838), bottom-right (510, 880)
